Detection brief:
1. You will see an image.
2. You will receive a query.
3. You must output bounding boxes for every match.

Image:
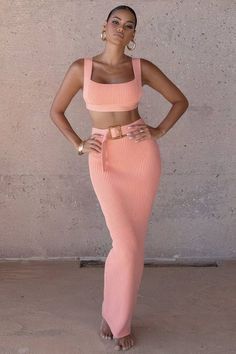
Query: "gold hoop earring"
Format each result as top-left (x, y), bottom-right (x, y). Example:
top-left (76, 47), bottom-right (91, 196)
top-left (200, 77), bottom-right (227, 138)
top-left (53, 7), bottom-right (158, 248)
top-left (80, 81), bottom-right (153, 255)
top-left (100, 30), bottom-right (106, 41)
top-left (126, 39), bottom-right (136, 51)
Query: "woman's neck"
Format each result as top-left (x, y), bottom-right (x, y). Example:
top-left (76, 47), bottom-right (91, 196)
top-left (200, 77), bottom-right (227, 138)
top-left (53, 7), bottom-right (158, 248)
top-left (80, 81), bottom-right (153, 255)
top-left (97, 44), bottom-right (128, 66)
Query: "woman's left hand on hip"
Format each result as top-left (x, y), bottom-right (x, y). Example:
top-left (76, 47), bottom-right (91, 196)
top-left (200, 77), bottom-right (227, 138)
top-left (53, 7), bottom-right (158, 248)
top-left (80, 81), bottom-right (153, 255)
top-left (127, 123), bottom-right (155, 142)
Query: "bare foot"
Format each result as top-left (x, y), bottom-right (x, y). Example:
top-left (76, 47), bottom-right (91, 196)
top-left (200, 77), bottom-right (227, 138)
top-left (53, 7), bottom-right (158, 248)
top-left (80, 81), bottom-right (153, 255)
top-left (99, 317), bottom-right (113, 340)
top-left (114, 334), bottom-right (135, 351)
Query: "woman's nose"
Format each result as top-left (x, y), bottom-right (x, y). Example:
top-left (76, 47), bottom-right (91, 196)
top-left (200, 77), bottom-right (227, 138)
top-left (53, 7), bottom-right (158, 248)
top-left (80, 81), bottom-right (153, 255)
top-left (117, 26), bottom-right (124, 32)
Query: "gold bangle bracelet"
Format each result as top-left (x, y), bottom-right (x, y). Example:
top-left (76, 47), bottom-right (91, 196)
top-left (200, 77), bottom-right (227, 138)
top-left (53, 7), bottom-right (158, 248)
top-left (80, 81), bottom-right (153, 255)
top-left (77, 141), bottom-right (85, 155)
top-left (157, 127), bottom-right (166, 136)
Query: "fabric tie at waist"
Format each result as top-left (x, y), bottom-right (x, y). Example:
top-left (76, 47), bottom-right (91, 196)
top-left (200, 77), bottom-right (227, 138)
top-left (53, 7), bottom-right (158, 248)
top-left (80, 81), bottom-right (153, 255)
top-left (100, 130), bottom-right (110, 172)
top-left (90, 128), bottom-right (114, 172)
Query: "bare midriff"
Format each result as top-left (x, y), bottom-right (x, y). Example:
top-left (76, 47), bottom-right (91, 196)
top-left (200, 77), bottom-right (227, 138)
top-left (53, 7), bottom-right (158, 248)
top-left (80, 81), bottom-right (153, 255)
top-left (88, 107), bottom-right (142, 129)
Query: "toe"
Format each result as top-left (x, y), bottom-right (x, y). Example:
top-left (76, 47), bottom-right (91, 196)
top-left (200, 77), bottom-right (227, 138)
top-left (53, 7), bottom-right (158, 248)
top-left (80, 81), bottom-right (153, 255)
top-left (123, 341), bottom-right (130, 350)
top-left (114, 336), bottom-right (134, 351)
top-left (125, 337), bottom-right (134, 350)
top-left (114, 344), bottom-right (122, 351)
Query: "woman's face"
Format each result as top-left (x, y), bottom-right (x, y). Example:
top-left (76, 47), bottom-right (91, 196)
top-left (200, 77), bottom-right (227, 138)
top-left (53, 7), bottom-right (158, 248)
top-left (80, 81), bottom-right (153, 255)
top-left (104, 9), bottom-right (136, 45)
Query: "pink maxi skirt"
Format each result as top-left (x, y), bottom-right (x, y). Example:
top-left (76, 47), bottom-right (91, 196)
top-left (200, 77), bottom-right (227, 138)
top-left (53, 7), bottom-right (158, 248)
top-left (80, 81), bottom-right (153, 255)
top-left (88, 117), bottom-right (161, 338)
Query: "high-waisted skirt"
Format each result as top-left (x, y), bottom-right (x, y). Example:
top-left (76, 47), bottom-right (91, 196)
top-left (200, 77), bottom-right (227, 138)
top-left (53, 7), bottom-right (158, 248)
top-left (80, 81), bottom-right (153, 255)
top-left (88, 117), bottom-right (161, 338)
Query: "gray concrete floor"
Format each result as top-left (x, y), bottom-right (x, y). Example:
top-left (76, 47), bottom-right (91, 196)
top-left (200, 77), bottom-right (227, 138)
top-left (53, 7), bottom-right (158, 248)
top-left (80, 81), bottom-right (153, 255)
top-left (0, 261), bottom-right (235, 354)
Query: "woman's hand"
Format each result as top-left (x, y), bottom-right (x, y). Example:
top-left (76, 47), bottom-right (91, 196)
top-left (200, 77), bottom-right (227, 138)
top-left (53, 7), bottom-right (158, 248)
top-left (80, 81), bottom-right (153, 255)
top-left (127, 123), bottom-right (164, 142)
top-left (80, 133), bottom-right (103, 154)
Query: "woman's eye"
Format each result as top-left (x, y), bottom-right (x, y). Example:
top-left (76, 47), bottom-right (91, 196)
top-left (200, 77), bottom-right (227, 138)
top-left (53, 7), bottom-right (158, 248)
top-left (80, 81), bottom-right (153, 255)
top-left (111, 20), bottom-right (134, 29)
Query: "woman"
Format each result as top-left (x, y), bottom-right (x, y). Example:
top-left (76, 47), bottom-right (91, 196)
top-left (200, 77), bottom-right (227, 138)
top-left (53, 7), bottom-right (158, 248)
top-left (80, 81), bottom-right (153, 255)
top-left (50, 5), bottom-right (189, 351)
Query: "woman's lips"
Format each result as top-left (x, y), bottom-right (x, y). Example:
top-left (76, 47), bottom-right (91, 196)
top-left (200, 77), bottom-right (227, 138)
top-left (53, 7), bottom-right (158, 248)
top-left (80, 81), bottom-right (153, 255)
top-left (113, 33), bottom-right (124, 38)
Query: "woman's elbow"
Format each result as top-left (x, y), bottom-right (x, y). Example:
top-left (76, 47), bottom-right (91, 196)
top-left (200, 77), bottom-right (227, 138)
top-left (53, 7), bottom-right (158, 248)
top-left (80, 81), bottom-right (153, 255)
top-left (180, 96), bottom-right (189, 109)
top-left (50, 109), bottom-right (57, 121)
top-left (49, 106), bottom-right (63, 120)
top-left (184, 97), bottom-right (189, 106)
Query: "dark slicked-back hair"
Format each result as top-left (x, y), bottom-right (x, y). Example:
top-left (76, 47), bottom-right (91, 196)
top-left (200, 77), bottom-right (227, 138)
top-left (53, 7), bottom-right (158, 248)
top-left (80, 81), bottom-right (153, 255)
top-left (106, 5), bottom-right (137, 29)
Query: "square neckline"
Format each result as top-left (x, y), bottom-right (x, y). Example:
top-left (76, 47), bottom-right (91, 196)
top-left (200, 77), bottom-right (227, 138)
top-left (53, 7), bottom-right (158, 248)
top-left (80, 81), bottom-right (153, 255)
top-left (89, 57), bottom-right (136, 85)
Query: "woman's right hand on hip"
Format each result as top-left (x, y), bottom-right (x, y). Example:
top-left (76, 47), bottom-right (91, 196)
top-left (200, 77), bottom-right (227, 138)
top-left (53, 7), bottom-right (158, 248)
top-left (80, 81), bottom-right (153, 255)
top-left (82, 133), bottom-right (103, 154)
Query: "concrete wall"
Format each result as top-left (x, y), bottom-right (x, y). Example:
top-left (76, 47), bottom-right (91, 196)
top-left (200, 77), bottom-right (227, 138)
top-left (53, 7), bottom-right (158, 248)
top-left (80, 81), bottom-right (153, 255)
top-left (1, 1), bottom-right (235, 261)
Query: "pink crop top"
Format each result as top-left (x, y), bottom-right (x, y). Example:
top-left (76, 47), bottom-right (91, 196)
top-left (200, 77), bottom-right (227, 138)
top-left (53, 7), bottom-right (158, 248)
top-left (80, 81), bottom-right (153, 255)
top-left (82, 57), bottom-right (143, 112)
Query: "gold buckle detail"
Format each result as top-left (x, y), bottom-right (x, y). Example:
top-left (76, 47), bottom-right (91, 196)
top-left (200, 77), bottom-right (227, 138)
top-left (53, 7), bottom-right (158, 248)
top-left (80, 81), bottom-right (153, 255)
top-left (108, 125), bottom-right (124, 139)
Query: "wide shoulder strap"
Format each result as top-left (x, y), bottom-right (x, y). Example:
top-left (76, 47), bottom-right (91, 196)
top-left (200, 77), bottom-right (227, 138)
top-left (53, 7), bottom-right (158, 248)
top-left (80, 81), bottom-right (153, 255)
top-left (132, 57), bottom-right (142, 87)
top-left (83, 58), bottom-right (92, 88)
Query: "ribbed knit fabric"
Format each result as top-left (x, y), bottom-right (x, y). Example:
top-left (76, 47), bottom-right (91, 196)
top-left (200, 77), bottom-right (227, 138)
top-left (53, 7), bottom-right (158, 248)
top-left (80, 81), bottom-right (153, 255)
top-left (83, 57), bottom-right (143, 112)
top-left (88, 117), bottom-right (161, 338)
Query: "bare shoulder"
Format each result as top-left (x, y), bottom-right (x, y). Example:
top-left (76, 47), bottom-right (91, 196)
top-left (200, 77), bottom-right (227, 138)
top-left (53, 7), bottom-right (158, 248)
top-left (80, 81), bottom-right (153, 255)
top-left (140, 57), bottom-right (155, 68)
top-left (140, 58), bottom-right (166, 86)
top-left (68, 58), bottom-right (84, 86)
top-left (140, 57), bottom-right (189, 104)
top-left (50, 58), bottom-right (85, 115)
top-left (72, 57), bottom-right (84, 69)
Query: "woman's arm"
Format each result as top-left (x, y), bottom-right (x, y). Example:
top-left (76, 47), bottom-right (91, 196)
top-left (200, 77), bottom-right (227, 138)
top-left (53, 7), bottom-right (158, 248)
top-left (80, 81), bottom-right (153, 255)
top-left (141, 58), bottom-right (189, 138)
top-left (49, 58), bottom-right (84, 149)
